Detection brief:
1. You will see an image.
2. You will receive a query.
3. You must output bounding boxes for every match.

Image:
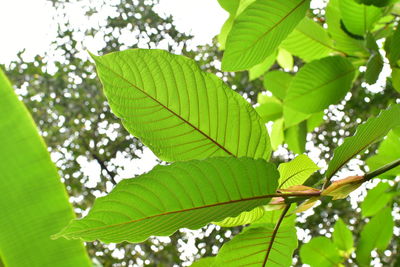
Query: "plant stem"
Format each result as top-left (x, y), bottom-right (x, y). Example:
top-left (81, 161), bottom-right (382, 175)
top-left (363, 158), bottom-right (400, 181)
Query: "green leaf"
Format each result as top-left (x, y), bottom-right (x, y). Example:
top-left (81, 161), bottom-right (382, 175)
top-left (92, 49), bottom-right (271, 161)
top-left (280, 17), bottom-right (334, 62)
top-left (278, 154), bottom-right (319, 189)
top-left (389, 25), bottom-right (400, 66)
top-left (285, 121), bottom-right (307, 154)
top-left (263, 70), bottom-right (293, 101)
top-left (0, 69), bottom-right (91, 266)
top-left (356, 207), bottom-right (394, 266)
top-left (191, 257), bottom-right (216, 267)
top-left (214, 206), bottom-right (265, 227)
top-left (361, 182), bottom-right (392, 217)
top-left (222, 0), bottom-right (309, 71)
top-left (340, 0), bottom-right (382, 36)
top-left (249, 52), bottom-right (277, 81)
top-left (307, 111), bottom-right (325, 132)
top-left (277, 48), bottom-right (293, 70)
top-left (300, 237), bottom-right (343, 267)
top-left (217, 0), bottom-right (240, 14)
top-left (366, 130), bottom-right (400, 178)
top-left (213, 210), bottom-right (297, 267)
top-left (326, 104), bottom-right (400, 180)
top-left (271, 118), bottom-right (284, 150)
top-left (392, 67), bottom-right (400, 92)
top-left (326, 0), bottom-right (367, 55)
top-left (285, 56), bottom-right (356, 113)
top-left (355, 0), bottom-right (392, 7)
top-left (55, 157), bottom-right (279, 243)
top-left (332, 218), bottom-right (354, 252)
top-left (255, 95), bottom-right (283, 123)
top-left (283, 106), bottom-right (310, 128)
top-left (365, 53), bottom-right (384, 85)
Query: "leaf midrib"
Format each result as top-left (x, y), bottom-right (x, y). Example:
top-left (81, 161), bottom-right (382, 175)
top-left (95, 57), bottom-right (235, 157)
top-left (63, 194), bottom-right (277, 236)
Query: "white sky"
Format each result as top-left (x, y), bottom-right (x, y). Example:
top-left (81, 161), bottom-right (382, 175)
top-left (0, 0), bottom-right (227, 64)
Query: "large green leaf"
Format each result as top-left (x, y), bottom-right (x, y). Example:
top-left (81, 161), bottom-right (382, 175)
top-left (248, 52), bottom-right (277, 81)
top-left (0, 69), bottom-right (90, 266)
top-left (283, 106), bottom-right (310, 128)
top-left (285, 56), bottom-right (355, 113)
top-left (285, 121), bottom-right (307, 154)
top-left (278, 154), bottom-right (319, 189)
top-left (280, 17), bottom-right (334, 62)
top-left (191, 257), bottom-right (216, 267)
top-left (255, 95), bottom-right (283, 123)
top-left (300, 237), bottom-right (343, 267)
top-left (332, 218), bottom-right (353, 253)
top-left (389, 25), bottom-right (400, 66)
top-left (213, 209), bottom-right (297, 267)
top-left (214, 206), bottom-right (265, 227)
top-left (271, 118), bottom-right (284, 150)
top-left (366, 130), bottom-right (400, 178)
top-left (222, 0), bottom-right (309, 71)
top-left (326, 0), bottom-right (367, 56)
top-left (326, 104), bottom-right (400, 180)
top-left (91, 49), bottom-right (271, 161)
top-left (339, 0), bottom-right (382, 36)
top-left (263, 70), bottom-right (293, 101)
top-left (361, 182), bottom-right (392, 217)
top-left (356, 207), bottom-right (394, 266)
top-left (365, 53), bottom-right (384, 85)
top-left (55, 157), bottom-right (279, 243)
top-left (277, 48), bottom-right (294, 70)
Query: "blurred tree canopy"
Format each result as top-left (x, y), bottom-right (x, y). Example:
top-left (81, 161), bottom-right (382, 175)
top-left (2, 0), bottom-right (400, 266)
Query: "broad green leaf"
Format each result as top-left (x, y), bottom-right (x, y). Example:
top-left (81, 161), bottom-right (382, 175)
top-left (277, 48), bottom-right (293, 70)
top-left (263, 70), bottom-right (293, 100)
top-left (0, 69), bottom-right (91, 266)
top-left (365, 53), bottom-right (383, 85)
top-left (92, 49), bottom-right (271, 161)
top-left (283, 106), bottom-right (310, 128)
top-left (222, 0), bottom-right (309, 71)
top-left (191, 257), bottom-right (216, 267)
top-left (366, 130), bottom-right (400, 178)
top-left (361, 182), bottom-right (392, 217)
top-left (55, 157), bottom-right (279, 243)
top-left (326, 0), bottom-right (367, 55)
top-left (300, 237), bottom-right (343, 267)
top-left (356, 207), bottom-right (394, 266)
top-left (214, 206), bottom-right (264, 227)
top-left (326, 104), bottom-right (400, 180)
top-left (333, 218), bottom-right (354, 252)
top-left (285, 121), bottom-right (307, 154)
top-left (389, 25), bottom-right (400, 66)
top-left (213, 210), bottom-right (297, 267)
top-left (355, 0), bottom-right (392, 7)
top-left (255, 95), bottom-right (283, 123)
top-left (249, 52), bottom-right (277, 80)
top-left (271, 118), bottom-right (284, 150)
top-left (340, 0), bottom-right (382, 36)
top-left (278, 154), bottom-right (319, 189)
top-left (307, 111), bottom-right (325, 132)
top-left (285, 56), bottom-right (355, 113)
top-left (280, 17), bottom-right (334, 62)
top-left (392, 67), bottom-right (400, 92)
top-left (217, 0), bottom-right (240, 14)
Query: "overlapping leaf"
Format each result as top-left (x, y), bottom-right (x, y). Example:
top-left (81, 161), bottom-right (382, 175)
top-left (263, 70), bottom-right (293, 101)
top-left (361, 182), bottom-right (392, 217)
top-left (213, 209), bottom-right (297, 267)
top-left (300, 237), bottom-right (343, 267)
top-left (278, 154), bottom-right (319, 189)
top-left (222, 0), bottom-right (309, 71)
top-left (280, 17), bottom-right (334, 62)
top-left (332, 219), bottom-right (353, 253)
top-left (55, 157), bottom-right (279, 243)
top-left (339, 0), bottom-right (382, 36)
top-left (91, 49), bottom-right (271, 161)
top-left (285, 121), bottom-right (307, 154)
top-left (249, 52), bottom-right (276, 81)
top-left (255, 95), bottom-right (283, 123)
top-left (326, 104), bottom-right (400, 179)
top-left (326, 0), bottom-right (367, 56)
top-left (285, 56), bottom-right (355, 113)
top-left (0, 69), bottom-right (91, 266)
top-left (366, 130), bottom-right (400, 178)
top-left (214, 206), bottom-right (265, 227)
